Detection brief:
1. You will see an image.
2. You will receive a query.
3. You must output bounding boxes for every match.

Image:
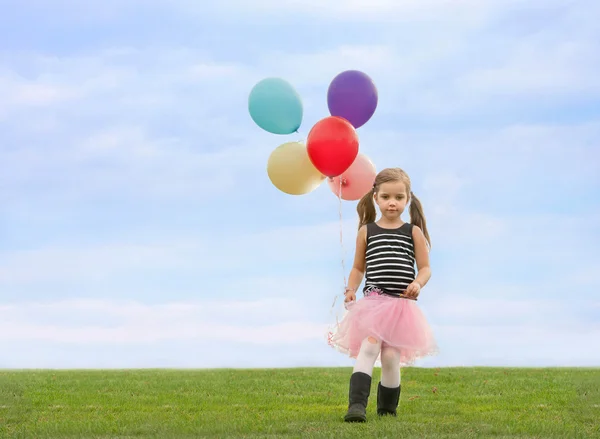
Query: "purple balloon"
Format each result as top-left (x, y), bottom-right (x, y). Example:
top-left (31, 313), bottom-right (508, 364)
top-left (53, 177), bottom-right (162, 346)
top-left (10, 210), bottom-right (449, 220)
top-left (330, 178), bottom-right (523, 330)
top-left (327, 70), bottom-right (378, 129)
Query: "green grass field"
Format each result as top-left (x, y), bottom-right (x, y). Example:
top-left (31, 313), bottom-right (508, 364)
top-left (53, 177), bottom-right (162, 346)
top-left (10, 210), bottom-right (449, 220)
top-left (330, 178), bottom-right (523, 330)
top-left (1, 367), bottom-right (598, 438)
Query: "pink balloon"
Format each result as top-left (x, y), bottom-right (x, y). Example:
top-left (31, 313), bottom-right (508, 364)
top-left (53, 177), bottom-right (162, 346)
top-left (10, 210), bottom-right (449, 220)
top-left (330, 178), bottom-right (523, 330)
top-left (328, 153), bottom-right (377, 201)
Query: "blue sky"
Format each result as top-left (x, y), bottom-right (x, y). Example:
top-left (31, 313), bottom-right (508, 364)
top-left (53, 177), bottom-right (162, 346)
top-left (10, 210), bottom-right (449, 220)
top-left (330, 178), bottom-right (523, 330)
top-left (1, 0), bottom-right (599, 369)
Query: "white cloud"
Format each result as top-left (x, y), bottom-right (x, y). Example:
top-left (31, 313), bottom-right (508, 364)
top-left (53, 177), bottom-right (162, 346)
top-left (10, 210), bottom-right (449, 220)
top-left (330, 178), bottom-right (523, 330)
top-left (4, 0), bottom-right (597, 123)
top-left (369, 120), bottom-right (600, 190)
top-left (172, 0), bottom-right (580, 30)
top-left (429, 324), bottom-right (600, 367)
top-left (2, 2), bottom-right (597, 155)
top-left (4, 0), bottom-right (514, 23)
top-left (0, 218), bottom-right (357, 284)
top-left (0, 242), bottom-right (191, 284)
top-left (256, 37), bottom-right (599, 124)
top-left (2, 207), bottom-right (597, 309)
top-left (0, 61), bottom-right (131, 116)
top-left (0, 295), bottom-right (329, 344)
top-left (1, 0), bottom-right (158, 23)
top-left (426, 210), bottom-right (600, 288)
top-left (0, 48), bottom-right (248, 115)
top-left (457, 36), bottom-right (600, 98)
top-left (427, 294), bottom-right (597, 327)
top-left (1, 292), bottom-right (598, 367)
top-left (0, 129), bottom-right (240, 206)
top-left (0, 47), bottom-right (266, 207)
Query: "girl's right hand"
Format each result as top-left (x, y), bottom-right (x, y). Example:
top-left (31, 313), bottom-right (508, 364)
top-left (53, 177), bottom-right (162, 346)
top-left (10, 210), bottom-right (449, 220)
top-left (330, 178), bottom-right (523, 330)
top-left (343, 289), bottom-right (356, 310)
top-left (344, 288), bottom-right (356, 303)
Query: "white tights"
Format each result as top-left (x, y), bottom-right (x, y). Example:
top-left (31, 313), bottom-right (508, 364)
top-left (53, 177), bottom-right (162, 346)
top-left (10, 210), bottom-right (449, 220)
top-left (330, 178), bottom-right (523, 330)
top-left (352, 336), bottom-right (402, 388)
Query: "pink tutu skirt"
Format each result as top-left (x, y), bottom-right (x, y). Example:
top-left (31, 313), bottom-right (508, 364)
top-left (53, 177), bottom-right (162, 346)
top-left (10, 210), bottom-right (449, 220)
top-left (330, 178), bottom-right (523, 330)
top-left (328, 289), bottom-right (439, 366)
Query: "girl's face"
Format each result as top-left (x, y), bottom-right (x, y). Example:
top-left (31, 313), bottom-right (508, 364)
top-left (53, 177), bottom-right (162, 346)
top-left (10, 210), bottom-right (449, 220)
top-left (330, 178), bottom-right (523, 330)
top-left (374, 181), bottom-right (409, 221)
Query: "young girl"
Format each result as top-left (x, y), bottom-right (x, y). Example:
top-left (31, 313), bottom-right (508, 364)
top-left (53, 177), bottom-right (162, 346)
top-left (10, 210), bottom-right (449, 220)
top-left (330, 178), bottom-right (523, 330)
top-left (328, 167), bottom-right (438, 422)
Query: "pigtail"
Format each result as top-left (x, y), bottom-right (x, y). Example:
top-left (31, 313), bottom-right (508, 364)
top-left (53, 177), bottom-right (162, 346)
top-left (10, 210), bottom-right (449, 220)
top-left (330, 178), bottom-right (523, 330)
top-left (409, 192), bottom-right (431, 248)
top-left (356, 188), bottom-right (376, 230)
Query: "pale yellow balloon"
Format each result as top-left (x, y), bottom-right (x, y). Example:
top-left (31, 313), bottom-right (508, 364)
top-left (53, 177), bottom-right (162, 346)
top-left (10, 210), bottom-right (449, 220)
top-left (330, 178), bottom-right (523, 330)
top-left (267, 141), bottom-right (326, 195)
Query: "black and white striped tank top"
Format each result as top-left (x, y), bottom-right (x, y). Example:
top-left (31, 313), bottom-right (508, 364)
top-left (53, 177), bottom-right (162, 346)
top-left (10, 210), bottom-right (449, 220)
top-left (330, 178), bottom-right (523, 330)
top-left (364, 222), bottom-right (416, 296)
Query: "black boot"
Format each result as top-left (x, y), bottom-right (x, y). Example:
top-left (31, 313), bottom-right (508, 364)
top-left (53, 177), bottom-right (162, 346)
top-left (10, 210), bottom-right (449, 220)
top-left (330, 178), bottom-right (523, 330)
top-left (343, 372), bottom-right (372, 422)
top-left (377, 382), bottom-right (401, 416)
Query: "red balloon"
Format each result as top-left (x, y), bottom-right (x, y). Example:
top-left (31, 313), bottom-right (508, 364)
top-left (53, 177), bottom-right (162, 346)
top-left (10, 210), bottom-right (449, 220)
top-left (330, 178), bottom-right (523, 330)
top-left (306, 116), bottom-right (359, 178)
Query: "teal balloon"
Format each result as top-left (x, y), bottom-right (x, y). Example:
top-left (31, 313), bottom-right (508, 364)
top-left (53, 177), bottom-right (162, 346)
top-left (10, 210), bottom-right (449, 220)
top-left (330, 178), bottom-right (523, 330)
top-left (248, 78), bottom-right (303, 135)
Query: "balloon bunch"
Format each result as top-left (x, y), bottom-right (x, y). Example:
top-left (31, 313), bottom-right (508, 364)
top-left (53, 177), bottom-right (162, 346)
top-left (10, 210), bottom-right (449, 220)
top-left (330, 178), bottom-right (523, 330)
top-left (248, 70), bottom-right (378, 201)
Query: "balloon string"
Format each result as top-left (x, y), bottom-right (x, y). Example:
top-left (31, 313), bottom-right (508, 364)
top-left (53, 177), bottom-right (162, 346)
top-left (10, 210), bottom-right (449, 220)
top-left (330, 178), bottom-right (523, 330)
top-left (327, 177), bottom-right (346, 346)
top-left (339, 177), bottom-right (347, 288)
top-left (331, 178), bottom-right (347, 310)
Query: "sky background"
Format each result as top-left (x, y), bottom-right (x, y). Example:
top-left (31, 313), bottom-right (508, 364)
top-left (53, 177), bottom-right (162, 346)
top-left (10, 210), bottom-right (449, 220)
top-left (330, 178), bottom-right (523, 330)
top-left (1, 0), bottom-right (599, 369)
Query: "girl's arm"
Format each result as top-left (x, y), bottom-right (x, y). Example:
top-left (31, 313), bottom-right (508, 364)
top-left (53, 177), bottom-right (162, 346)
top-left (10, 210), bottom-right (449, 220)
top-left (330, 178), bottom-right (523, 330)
top-left (345, 225), bottom-right (367, 294)
top-left (405, 225), bottom-right (431, 298)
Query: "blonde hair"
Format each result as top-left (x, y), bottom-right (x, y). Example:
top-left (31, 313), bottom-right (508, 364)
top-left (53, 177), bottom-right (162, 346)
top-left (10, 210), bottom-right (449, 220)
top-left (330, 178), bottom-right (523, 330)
top-left (356, 167), bottom-right (431, 247)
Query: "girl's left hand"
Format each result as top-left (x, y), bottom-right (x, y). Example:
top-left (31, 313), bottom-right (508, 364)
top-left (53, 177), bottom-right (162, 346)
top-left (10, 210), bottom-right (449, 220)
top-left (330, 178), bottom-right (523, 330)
top-left (404, 281), bottom-right (421, 299)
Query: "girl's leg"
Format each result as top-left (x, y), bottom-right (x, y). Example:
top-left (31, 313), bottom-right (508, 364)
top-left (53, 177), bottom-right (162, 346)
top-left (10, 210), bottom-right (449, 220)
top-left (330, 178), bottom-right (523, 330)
top-left (377, 345), bottom-right (402, 416)
top-left (380, 346), bottom-right (401, 388)
top-left (353, 336), bottom-right (382, 376)
top-left (344, 336), bottom-right (381, 422)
